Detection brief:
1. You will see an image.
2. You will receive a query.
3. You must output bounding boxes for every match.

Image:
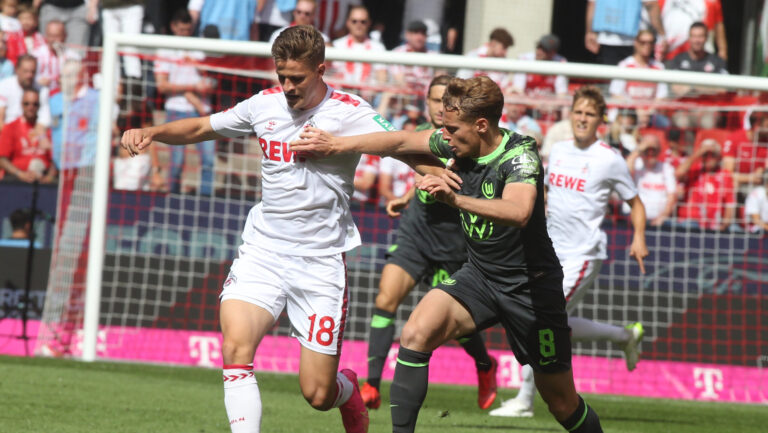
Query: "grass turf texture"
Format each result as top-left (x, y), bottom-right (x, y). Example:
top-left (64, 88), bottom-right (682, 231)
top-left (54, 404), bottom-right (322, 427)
top-left (1, 355), bottom-right (766, 432)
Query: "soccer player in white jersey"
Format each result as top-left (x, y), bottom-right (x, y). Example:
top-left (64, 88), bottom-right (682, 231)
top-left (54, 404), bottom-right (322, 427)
top-left (121, 25), bottom-right (441, 433)
top-left (491, 85), bottom-right (648, 418)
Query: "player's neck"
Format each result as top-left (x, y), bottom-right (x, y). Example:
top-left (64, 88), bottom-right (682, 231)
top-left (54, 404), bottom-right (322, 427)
top-left (301, 82), bottom-right (330, 111)
top-left (689, 49), bottom-right (706, 60)
top-left (574, 136), bottom-right (597, 149)
top-left (633, 54), bottom-right (650, 66)
top-left (478, 129), bottom-right (504, 157)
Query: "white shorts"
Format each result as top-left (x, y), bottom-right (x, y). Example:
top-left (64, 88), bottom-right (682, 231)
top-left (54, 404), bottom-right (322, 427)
top-left (220, 242), bottom-right (349, 355)
top-left (560, 257), bottom-right (603, 314)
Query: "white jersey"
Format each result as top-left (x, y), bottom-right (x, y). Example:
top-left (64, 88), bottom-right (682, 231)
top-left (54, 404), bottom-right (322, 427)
top-left (626, 158), bottom-right (675, 220)
top-left (0, 75), bottom-right (51, 126)
top-left (379, 156), bottom-right (414, 198)
top-left (210, 86), bottom-right (390, 256)
top-left (546, 139), bottom-right (638, 260)
top-left (745, 186), bottom-right (768, 228)
top-left (155, 48), bottom-right (210, 113)
top-left (331, 34), bottom-right (387, 83)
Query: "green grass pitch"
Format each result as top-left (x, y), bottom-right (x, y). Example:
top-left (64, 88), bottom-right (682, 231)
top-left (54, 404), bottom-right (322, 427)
top-left (1, 355), bottom-right (766, 432)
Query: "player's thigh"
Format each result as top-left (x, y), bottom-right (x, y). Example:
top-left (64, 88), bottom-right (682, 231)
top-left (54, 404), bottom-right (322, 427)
top-left (376, 263), bottom-right (418, 311)
top-left (561, 258), bottom-right (602, 314)
top-left (498, 273), bottom-right (572, 374)
top-left (285, 253), bottom-right (349, 356)
top-left (220, 300), bottom-right (277, 363)
top-left (400, 288), bottom-right (476, 352)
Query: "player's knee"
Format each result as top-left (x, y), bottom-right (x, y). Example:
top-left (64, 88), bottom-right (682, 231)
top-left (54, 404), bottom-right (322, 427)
top-left (541, 390), bottom-right (579, 419)
top-left (374, 290), bottom-right (399, 311)
top-left (301, 385), bottom-right (334, 411)
top-left (220, 338), bottom-right (252, 364)
top-left (399, 321), bottom-right (436, 351)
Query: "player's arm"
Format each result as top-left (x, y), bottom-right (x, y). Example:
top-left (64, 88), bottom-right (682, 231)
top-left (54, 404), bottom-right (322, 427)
top-left (420, 176), bottom-right (537, 227)
top-left (715, 21), bottom-right (727, 60)
top-left (644, 1), bottom-right (667, 54)
top-left (121, 116), bottom-right (224, 157)
top-left (625, 195), bottom-right (648, 273)
top-left (293, 127), bottom-right (433, 157)
top-left (386, 184), bottom-right (417, 218)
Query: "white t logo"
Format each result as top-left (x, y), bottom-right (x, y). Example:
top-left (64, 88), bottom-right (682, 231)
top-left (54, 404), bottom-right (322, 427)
top-left (189, 336), bottom-right (221, 367)
top-left (498, 355), bottom-right (522, 387)
top-left (693, 367), bottom-right (723, 399)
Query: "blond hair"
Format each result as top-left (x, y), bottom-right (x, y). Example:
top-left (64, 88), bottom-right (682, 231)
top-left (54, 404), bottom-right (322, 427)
top-left (442, 76), bottom-right (503, 124)
top-left (271, 25), bottom-right (325, 66)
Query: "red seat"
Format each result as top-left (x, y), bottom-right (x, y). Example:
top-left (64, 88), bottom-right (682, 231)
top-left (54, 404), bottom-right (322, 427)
top-left (693, 128), bottom-right (732, 152)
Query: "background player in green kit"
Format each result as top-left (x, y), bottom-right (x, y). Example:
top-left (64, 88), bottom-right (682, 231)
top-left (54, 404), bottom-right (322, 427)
top-left (292, 76), bottom-right (603, 433)
top-left (362, 75), bottom-right (497, 411)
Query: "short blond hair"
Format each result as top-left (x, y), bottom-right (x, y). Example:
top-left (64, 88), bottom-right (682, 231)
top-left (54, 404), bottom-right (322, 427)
top-left (271, 25), bottom-right (325, 66)
top-left (442, 76), bottom-right (503, 124)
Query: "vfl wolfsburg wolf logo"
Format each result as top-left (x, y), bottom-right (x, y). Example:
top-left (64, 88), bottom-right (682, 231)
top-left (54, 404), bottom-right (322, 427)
top-left (481, 178), bottom-right (495, 199)
top-left (461, 211), bottom-right (493, 241)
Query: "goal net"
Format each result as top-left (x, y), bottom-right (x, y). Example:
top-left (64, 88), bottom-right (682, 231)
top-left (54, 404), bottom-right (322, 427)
top-left (35, 32), bottom-right (767, 403)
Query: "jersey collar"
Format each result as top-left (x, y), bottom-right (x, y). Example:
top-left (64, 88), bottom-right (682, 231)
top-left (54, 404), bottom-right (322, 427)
top-left (475, 130), bottom-right (509, 164)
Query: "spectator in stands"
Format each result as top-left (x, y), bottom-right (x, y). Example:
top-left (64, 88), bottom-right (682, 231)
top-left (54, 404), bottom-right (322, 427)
top-left (676, 138), bottom-right (735, 231)
top-left (378, 156), bottom-right (414, 206)
top-left (501, 101), bottom-right (542, 142)
top-left (0, 88), bottom-right (56, 183)
top-left (188, 0), bottom-right (258, 41)
top-left (317, 0), bottom-right (361, 40)
top-left (744, 172), bottom-right (768, 232)
top-left (32, 20), bottom-right (74, 91)
top-left (0, 55), bottom-right (50, 130)
top-left (722, 112), bottom-right (768, 192)
top-left (389, 20), bottom-right (436, 91)
top-left (156, 9), bottom-right (214, 196)
top-left (667, 22), bottom-right (728, 97)
top-left (626, 134), bottom-right (677, 226)
top-left (457, 27), bottom-right (513, 92)
top-left (660, 0), bottom-right (726, 62)
top-left (390, 102), bottom-right (425, 130)
top-left (331, 5), bottom-right (387, 85)
top-left (0, 0), bottom-right (22, 37)
top-left (91, 0), bottom-right (144, 79)
top-left (401, 0), bottom-right (443, 52)
top-left (5, 4), bottom-right (46, 64)
top-left (586, 0), bottom-right (666, 65)
top-left (608, 108), bottom-right (640, 156)
top-left (352, 153), bottom-right (379, 204)
top-left (0, 37), bottom-right (13, 80)
top-left (512, 34), bottom-right (568, 96)
top-left (255, 0), bottom-right (291, 42)
top-left (269, 0), bottom-right (329, 44)
top-left (36, 0), bottom-right (93, 47)
top-left (113, 100), bottom-right (164, 191)
top-left (0, 208), bottom-right (36, 247)
top-left (610, 30), bottom-right (668, 100)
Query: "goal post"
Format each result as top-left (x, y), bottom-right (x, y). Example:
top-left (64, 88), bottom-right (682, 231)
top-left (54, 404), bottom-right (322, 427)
top-left (37, 31), bottom-right (768, 404)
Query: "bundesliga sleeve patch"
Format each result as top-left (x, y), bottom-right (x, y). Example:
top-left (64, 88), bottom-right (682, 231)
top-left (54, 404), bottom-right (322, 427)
top-left (373, 114), bottom-right (396, 131)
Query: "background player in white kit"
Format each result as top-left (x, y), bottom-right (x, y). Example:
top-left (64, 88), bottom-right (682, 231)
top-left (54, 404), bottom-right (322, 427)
top-left (491, 85), bottom-right (648, 418)
top-left (120, 26), bottom-right (443, 433)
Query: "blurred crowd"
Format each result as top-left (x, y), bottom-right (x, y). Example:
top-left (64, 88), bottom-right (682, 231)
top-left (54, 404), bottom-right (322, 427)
top-left (1, 0), bottom-right (767, 233)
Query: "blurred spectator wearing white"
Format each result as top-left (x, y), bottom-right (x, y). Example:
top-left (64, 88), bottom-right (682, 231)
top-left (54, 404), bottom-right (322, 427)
top-left (610, 30), bottom-right (668, 100)
top-left (189, 0), bottom-right (258, 41)
top-left (0, 55), bottom-right (50, 129)
top-left (36, 0), bottom-right (93, 47)
top-left (352, 153), bottom-right (379, 204)
top-left (90, 0), bottom-right (143, 78)
top-left (331, 5), bottom-right (386, 85)
top-left (660, 0), bottom-right (726, 61)
top-left (586, 0), bottom-right (666, 65)
top-left (156, 9), bottom-right (214, 196)
top-left (722, 112), bottom-right (768, 191)
top-left (0, 0), bottom-right (22, 37)
top-left (269, 0), bottom-right (329, 44)
top-left (5, 4), bottom-right (45, 64)
top-left (315, 0), bottom-right (360, 40)
top-left (255, 0), bottom-right (292, 42)
top-left (625, 134), bottom-right (677, 226)
top-left (608, 108), bottom-right (639, 155)
top-left (32, 20), bottom-right (80, 92)
top-left (676, 139), bottom-right (735, 231)
top-left (0, 37), bottom-right (13, 80)
top-left (512, 34), bottom-right (568, 95)
top-left (501, 102), bottom-right (542, 141)
top-left (0, 88), bottom-right (56, 183)
top-left (458, 27), bottom-right (514, 91)
top-left (745, 173), bottom-right (768, 232)
top-left (401, 0), bottom-right (444, 52)
top-left (378, 156), bottom-right (414, 205)
top-left (390, 20), bottom-right (436, 90)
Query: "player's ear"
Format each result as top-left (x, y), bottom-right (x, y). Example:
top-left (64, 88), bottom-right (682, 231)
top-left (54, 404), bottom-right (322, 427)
top-left (475, 117), bottom-right (489, 134)
top-left (317, 62), bottom-right (326, 76)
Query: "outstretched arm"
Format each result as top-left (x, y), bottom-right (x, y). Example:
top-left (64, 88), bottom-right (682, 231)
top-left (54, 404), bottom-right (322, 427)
top-left (292, 127), bottom-right (434, 157)
top-left (121, 116), bottom-right (224, 157)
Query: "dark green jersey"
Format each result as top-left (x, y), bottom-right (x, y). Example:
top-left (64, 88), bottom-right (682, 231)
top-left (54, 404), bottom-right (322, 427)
top-left (428, 128), bottom-right (560, 285)
top-left (396, 123), bottom-right (467, 262)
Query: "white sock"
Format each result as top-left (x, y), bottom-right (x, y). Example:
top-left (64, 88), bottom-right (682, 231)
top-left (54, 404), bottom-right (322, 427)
top-left (569, 316), bottom-right (628, 343)
top-left (514, 364), bottom-right (536, 407)
top-left (332, 371), bottom-right (354, 408)
top-left (223, 364), bottom-right (262, 433)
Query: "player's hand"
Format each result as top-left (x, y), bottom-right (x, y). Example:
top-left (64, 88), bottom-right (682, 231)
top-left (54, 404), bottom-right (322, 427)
top-left (386, 196), bottom-right (409, 218)
top-left (291, 127), bottom-right (339, 157)
top-left (17, 170), bottom-right (40, 183)
top-left (418, 173), bottom-right (459, 205)
top-left (650, 216), bottom-right (666, 227)
top-left (121, 128), bottom-right (154, 157)
top-left (585, 31), bottom-right (599, 54)
top-left (629, 236), bottom-right (648, 274)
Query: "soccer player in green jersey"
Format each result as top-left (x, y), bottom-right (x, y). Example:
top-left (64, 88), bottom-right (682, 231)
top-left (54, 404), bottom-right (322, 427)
top-left (362, 75), bottom-right (497, 411)
top-left (292, 76), bottom-right (603, 432)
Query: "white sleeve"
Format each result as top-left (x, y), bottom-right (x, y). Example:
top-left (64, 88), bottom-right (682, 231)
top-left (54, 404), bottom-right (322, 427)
top-left (663, 162), bottom-right (676, 194)
top-left (512, 73), bottom-right (526, 91)
top-left (154, 49), bottom-right (172, 75)
top-left (340, 103), bottom-right (397, 136)
top-left (188, 0), bottom-right (204, 12)
top-left (609, 79), bottom-right (625, 97)
top-left (745, 189), bottom-right (760, 216)
top-left (555, 74), bottom-right (568, 95)
top-left (656, 82), bottom-right (669, 99)
top-left (610, 152), bottom-right (638, 201)
top-left (209, 96), bottom-right (255, 138)
top-left (379, 156), bottom-right (395, 175)
top-left (37, 87), bottom-right (51, 127)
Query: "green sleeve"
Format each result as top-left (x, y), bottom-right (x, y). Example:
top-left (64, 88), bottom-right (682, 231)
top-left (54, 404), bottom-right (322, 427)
top-left (498, 138), bottom-right (540, 186)
top-left (427, 129), bottom-right (454, 159)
